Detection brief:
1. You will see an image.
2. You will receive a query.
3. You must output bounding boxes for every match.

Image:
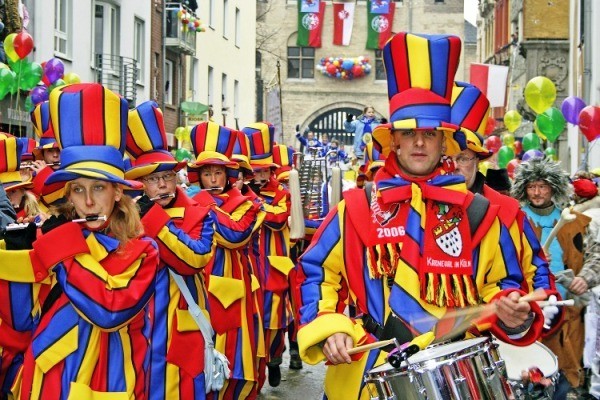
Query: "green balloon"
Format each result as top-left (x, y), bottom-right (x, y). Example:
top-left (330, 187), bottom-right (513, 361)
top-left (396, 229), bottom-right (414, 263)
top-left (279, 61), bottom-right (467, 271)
top-left (48, 78), bottom-right (66, 93)
top-left (521, 132), bottom-right (541, 152)
top-left (175, 148), bottom-right (192, 162)
top-left (0, 68), bottom-right (15, 100)
top-left (544, 147), bottom-right (558, 161)
top-left (535, 107), bottom-right (566, 143)
top-left (497, 145), bottom-right (515, 168)
top-left (19, 62), bottom-right (43, 90)
top-left (24, 95), bottom-right (34, 112)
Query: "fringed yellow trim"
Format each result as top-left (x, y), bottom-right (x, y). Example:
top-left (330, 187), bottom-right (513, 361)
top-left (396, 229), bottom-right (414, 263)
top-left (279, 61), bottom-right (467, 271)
top-left (421, 273), bottom-right (479, 307)
top-left (367, 242), bottom-right (402, 280)
top-left (464, 275), bottom-right (478, 305)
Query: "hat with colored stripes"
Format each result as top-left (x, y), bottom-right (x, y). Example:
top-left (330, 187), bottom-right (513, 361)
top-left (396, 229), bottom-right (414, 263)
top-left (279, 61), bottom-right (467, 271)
top-left (124, 101), bottom-right (186, 180)
top-left (272, 144), bottom-right (295, 182)
top-left (451, 82), bottom-right (493, 159)
top-left (0, 136), bottom-right (32, 191)
top-left (372, 33), bottom-right (466, 157)
top-left (188, 121), bottom-right (238, 168)
top-left (42, 83), bottom-right (142, 204)
top-left (232, 130), bottom-right (252, 172)
top-left (31, 101), bottom-right (59, 160)
top-left (17, 137), bottom-right (38, 162)
top-left (242, 122), bottom-right (279, 170)
top-left (360, 142), bottom-right (386, 180)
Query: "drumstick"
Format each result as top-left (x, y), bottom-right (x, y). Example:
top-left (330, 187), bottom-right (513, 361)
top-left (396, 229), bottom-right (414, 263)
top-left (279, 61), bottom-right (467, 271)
top-left (518, 289), bottom-right (548, 303)
top-left (542, 208), bottom-right (576, 253)
top-left (537, 299), bottom-right (575, 307)
top-left (347, 339), bottom-right (397, 355)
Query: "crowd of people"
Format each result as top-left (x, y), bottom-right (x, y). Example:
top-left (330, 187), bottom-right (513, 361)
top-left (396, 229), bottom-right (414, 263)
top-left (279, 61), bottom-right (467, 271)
top-left (0, 31), bottom-right (598, 400)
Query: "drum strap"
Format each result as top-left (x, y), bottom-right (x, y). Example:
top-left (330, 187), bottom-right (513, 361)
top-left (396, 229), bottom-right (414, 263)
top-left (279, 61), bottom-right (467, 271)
top-left (362, 312), bottom-right (414, 346)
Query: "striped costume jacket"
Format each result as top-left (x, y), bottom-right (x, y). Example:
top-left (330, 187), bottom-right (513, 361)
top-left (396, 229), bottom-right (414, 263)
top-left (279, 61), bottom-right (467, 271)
top-left (142, 188), bottom-right (216, 400)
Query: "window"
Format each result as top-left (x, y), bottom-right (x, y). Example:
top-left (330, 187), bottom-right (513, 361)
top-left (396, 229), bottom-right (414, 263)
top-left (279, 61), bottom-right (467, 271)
top-left (165, 59), bottom-right (174, 105)
top-left (134, 17), bottom-right (145, 83)
top-left (207, 66), bottom-right (214, 106)
top-left (189, 57), bottom-right (198, 98)
top-left (94, 2), bottom-right (120, 69)
top-left (234, 80), bottom-right (239, 118)
top-left (223, 0), bottom-right (229, 39)
top-left (287, 46), bottom-right (315, 79)
top-left (221, 73), bottom-right (228, 106)
top-left (54, 0), bottom-right (71, 57)
top-left (235, 8), bottom-right (240, 47)
top-left (153, 53), bottom-right (159, 99)
top-left (209, 0), bottom-right (215, 28)
top-left (374, 50), bottom-right (385, 81)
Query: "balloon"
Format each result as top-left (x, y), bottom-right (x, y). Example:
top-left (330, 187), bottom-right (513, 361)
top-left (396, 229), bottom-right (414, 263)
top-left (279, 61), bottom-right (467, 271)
top-left (578, 105), bottom-right (600, 142)
top-left (24, 94), bottom-right (34, 112)
top-left (478, 161), bottom-right (491, 176)
top-left (12, 31), bottom-right (34, 59)
top-left (174, 126), bottom-right (186, 141)
top-left (342, 59), bottom-right (354, 71)
top-left (544, 147), bottom-right (558, 161)
top-left (63, 72), bottom-right (81, 84)
top-left (326, 63), bottom-right (337, 75)
top-left (484, 116), bottom-right (496, 135)
top-left (521, 132), bottom-right (541, 152)
top-left (352, 65), bottom-right (364, 78)
top-left (19, 62), bottom-right (43, 90)
top-left (513, 140), bottom-right (523, 156)
top-left (30, 86), bottom-right (49, 105)
top-left (0, 63), bottom-right (8, 70)
top-left (506, 159), bottom-right (520, 179)
top-left (44, 58), bottom-right (65, 84)
top-left (502, 133), bottom-right (515, 146)
top-left (561, 96), bottom-right (586, 125)
top-left (48, 78), bottom-right (66, 93)
top-left (503, 110), bottom-right (522, 133)
top-left (0, 68), bottom-right (14, 100)
top-left (3, 33), bottom-right (19, 62)
top-left (497, 145), bottom-right (515, 168)
top-left (535, 107), bottom-right (565, 143)
top-left (522, 149), bottom-right (544, 162)
top-left (175, 148), bottom-right (192, 162)
top-left (524, 76), bottom-right (556, 114)
top-left (485, 135), bottom-right (502, 153)
top-left (533, 119), bottom-right (547, 141)
top-left (0, 21), bottom-right (4, 32)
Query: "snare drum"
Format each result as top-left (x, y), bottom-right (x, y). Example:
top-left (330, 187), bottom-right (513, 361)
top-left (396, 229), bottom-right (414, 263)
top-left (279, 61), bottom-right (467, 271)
top-left (365, 337), bottom-right (513, 400)
top-left (494, 340), bottom-right (558, 400)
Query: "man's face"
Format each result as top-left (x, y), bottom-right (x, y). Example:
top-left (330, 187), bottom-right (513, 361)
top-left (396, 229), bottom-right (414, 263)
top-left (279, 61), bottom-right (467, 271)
top-left (526, 179), bottom-right (553, 208)
top-left (199, 165), bottom-right (226, 195)
top-left (452, 149), bottom-right (478, 189)
top-left (253, 168), bottom-right (271, 185)
top-left (391, 130), bottom-right (445, 178)
top-left (43, 148), bottom-right (61, 170)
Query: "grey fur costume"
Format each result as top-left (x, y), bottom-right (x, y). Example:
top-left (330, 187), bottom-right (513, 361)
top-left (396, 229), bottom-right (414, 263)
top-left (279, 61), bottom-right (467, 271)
top-left (511, 157), bottom-right (572, 209)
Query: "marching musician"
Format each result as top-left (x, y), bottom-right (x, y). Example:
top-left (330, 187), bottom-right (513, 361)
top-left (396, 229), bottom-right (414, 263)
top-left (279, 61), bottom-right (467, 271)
top-left (295, 33), bottom-right (544, 400)
top-left (0, 83), bottom-right (159, 399)
top-left (125, 101), bottom-right (216, 399)
top-left (189, 121), bottom-right (264, 399)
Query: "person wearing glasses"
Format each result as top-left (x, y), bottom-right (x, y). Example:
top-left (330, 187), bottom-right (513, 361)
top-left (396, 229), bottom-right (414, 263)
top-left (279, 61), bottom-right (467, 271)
top-left (125, 101), bottom-right (216, 399)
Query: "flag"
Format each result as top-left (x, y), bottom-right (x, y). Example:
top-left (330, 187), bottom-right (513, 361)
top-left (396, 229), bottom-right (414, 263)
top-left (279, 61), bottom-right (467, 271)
top-left (469, 63), bottom-right (510, 108)
top-left (297, 0), bottom-right (326, 47)
top-left (333, 0), bottom-right (356, 46)
top-left (366, 0), bottom-right (395, 50)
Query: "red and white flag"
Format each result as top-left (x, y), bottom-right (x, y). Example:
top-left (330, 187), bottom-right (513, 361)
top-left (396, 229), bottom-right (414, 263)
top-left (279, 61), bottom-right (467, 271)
top-left (469, 63), bottom-right (509, 108)
top-left (333, 0), bottom-right (356, 46)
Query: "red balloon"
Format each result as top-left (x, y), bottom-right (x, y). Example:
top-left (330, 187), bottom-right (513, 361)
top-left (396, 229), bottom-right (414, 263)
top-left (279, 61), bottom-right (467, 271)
top-left (13, 32), bottom-right (34, 59)
top-left (513, 140), bottom-right (523, 156)
top-left (485, 135), bottom-right (502, 153)
top-left (579, 105), bottom-right (600, 141)
top-left (326, 63), bottom-right (337, 75)
top-left (484, 116), bottom-right (496, 135)
top-left (352, 65), bottom-right (364, 78)
top-left (506, 159), bottom-right (520, 179)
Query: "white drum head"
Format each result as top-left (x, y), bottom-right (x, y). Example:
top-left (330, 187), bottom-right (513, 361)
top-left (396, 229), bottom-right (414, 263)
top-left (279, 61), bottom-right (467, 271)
top-left (495, 340), bottom-right (558, 380)
top-left (369, 362), bottom-right (397, 374)
top-left (408, 337), bottom-right (489, 364)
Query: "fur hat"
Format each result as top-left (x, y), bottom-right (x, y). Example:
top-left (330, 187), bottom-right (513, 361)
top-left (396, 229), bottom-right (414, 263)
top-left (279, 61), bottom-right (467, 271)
top-left (511, 157), bottom-right (572, 207)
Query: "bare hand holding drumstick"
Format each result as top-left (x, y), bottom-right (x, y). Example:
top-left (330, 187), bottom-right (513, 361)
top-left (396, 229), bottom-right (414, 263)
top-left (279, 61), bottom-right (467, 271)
top-left (323, 332), bottom-right (354, 365)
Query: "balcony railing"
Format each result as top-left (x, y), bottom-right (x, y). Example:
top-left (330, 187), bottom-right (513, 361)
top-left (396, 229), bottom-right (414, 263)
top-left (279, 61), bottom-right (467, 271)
top-left (94, 54), bottom-right (138, 108)
top-left (165, 3), bottom-right (197, 56)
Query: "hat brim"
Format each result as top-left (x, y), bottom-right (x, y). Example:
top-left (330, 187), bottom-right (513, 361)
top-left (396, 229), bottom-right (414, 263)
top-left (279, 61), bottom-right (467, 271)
top-left (251, 162), bottom-right (279, 171)
top-left (32, 143), bottom-right (59, 160)
top-left (3, 181), bottom-right (33, 192)
top-left (188, 151), bottom-right (238, 169)
top-left (125, 161), bottom-right (186, 180)
top-left (372, 120), bottom-right (463, 157)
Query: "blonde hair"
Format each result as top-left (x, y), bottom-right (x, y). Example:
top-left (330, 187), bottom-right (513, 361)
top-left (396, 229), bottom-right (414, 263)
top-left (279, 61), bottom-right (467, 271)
top-left (53, 182), bottom-right (143, 249)
top-left (22, 190), bottom-right (43, 219)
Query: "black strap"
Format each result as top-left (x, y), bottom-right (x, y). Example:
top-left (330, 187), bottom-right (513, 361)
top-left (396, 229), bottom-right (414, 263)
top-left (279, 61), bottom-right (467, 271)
top-left (466, 193), bottom-right (489, 237)
top-left (41, 284), bottom-right (63, 317)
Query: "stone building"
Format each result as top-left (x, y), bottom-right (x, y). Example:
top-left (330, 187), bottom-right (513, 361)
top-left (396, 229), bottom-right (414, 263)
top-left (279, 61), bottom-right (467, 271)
top-left (257, 0), bottom-right (470, 150)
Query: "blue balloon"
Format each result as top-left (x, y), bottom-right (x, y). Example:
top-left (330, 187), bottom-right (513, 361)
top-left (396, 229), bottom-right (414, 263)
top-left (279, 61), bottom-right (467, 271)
top-left (342, 59), bottom-right (354, 71)
top-left (521, 149), bottom-right (544, 161)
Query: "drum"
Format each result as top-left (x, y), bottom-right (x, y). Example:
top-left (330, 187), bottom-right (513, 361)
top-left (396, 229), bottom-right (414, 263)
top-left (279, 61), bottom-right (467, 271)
top-left (365, 337), bottom-right (513, 400)
top-left (494, 340), bottom-right (559, 400)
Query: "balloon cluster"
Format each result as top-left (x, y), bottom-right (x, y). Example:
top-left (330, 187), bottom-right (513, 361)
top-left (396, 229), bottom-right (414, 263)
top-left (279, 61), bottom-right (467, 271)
top-left (25, 58), bottom-right (81, 111)
top-left (177, 9), bottom-right (205, 33)
top-left (316, 56), bottom-right (371, 80)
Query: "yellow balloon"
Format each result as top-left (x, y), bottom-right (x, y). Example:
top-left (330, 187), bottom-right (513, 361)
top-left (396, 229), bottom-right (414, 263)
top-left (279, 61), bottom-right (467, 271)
top-left (503, 110), bottom-right (522, 133)
top-left (533, 119), bottom-right (547, 141)
top-left (524, 76), bottom-right (556, 114)
top-left (3, 33), bottom-right (19, 62)
top-left (63, 72), bottom-right (81, 84)
top-left (479, 161), bottom-right (491, 176)
top-left (174, 126), bottom-right (186, 141)
top-left (502, 133), bottom-right (515, 146)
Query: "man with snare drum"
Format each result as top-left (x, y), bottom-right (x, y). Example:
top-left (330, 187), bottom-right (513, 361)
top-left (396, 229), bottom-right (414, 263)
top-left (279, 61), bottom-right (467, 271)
top-left (295, 33), bottom-right (545, 400)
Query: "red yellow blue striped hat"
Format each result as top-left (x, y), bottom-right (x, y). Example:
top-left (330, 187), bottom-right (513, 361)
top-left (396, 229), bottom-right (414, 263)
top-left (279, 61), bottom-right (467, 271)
top-left (272, 144), bottom-right (295, 182)
top-left (451, 82), bottom-right (493, 159)
top-left (188, 121), bottom-right (238, 168)
top-left (17, 137), bottom-right (38, 162)
top-left (372, 33), bottom-right (466, 157)
top-left (242, 122), bottom-right (279, 170)
top-left (124, 101), bottom-right (186, 180)
top-left (0, 136), bottom-right (32, 191)
top-left (41, 83), bottom-right (142, 204)
top-left (360, 141), bottom-right (386, 180)
top-left (31, 101), bottom-right (59, 160)
top-left (232, 130), bottom-right (252, 172)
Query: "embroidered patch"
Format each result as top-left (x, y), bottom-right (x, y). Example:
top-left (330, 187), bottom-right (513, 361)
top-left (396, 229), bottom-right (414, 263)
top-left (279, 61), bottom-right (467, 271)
top-left (433, 203), bottom-right (463, 257)
top-left (371, 184), bottom-right (400, 226)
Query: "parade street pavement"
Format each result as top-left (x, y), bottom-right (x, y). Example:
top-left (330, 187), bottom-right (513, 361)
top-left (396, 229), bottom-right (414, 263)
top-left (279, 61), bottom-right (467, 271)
top-left (258, 350), bottom-right (327, 400)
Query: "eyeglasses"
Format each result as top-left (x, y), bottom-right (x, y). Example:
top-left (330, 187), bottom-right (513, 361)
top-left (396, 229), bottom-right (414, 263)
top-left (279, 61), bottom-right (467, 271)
top-left (453, 156), bottom-right (477, 166)
top-left (143, 172), bottom-right (176, 185)
top-left (526, 183), bottom-right (551, 192)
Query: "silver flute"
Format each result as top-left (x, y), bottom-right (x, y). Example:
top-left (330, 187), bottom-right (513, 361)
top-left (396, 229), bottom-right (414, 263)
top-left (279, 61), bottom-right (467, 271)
top-left (149, 193), bottom-right (176, 201)
top-left (4, 215), bottom-right (107, 231)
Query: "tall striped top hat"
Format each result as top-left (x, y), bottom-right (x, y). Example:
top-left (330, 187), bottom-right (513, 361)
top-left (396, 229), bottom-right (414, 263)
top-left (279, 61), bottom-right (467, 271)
top-left (361, 141), bottom-right (386, 180)
top-left (188, 121), bottom-right (238, 168)
top-left (17, 137), bottom-right (38, 162)
top-left (124, 101), bottom-right (186, 180)
top-left (372, 32), bottom-right (466, 157)
top-left (232, 130), bottom-right (252, 172)
top-left (0, 136), bottom-right (31, 191)
top-left (451, 82), bottom-right (492, 159)
top-left (31, 101), bottom-right (59, 160)
top-left (272, 144), bottom-right (295, 182)
top-left (242, 122), bottom-right (279, 170)
top-left (42, 83), bottom-right (142, 204)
